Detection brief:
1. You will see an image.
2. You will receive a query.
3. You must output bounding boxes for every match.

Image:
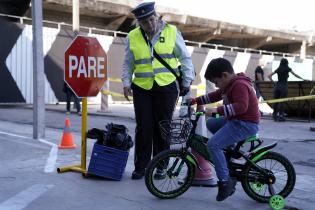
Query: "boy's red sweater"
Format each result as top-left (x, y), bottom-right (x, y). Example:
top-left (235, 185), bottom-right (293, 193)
top-left (193, 73), bottom-right (260, 123)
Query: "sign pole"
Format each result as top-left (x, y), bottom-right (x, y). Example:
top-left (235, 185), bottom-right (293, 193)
top-left (57, 13), bottom-right (107, 175)
top-left (73, 0), bottom-right (88, 174)
top-left (57, 0), bottom-right (86, 175)
top-left (81, 98), bottom-right (87, 171)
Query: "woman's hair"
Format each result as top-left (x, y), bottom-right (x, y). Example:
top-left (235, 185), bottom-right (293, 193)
top-left (279, 58), bottom-right (289, 66)
top-left (204, 57), bottom-right (234, 80)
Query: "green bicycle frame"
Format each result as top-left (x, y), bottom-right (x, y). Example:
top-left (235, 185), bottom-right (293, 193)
top-left (185, 133), bottom-right (212, 169)
top-left (249, 141), bottom-right (277, 162)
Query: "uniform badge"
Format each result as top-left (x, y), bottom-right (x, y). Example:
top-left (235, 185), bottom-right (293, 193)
top-left (159, 36), bottom-right (165, 43)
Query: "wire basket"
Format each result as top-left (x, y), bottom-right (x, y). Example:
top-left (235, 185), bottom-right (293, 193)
top-left (159, 118), bottom-right (193, 144)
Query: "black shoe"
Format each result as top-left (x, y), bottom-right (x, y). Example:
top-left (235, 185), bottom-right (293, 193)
top-left (216, 178), bottom-right (237, 201)
top-left (131, 170), bottom-right (145, 180)
top-left (154, 169), bottom-right (167, 180)
top-left (278, 116), bottom-right (286, 122)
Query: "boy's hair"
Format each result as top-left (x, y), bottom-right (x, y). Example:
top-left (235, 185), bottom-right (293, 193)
top-left (204, 58), bottom-right (234, 80)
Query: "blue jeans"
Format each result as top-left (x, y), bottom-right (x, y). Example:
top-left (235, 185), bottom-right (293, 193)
top-left (206, 117), bottom-right (259, 181)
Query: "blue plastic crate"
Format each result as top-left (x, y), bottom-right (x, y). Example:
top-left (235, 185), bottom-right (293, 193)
top-left (88, 143), bottom-right (129, 181)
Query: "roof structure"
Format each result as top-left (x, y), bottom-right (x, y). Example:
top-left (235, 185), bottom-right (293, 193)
top-left (2, 0), bottom-right (315, 57)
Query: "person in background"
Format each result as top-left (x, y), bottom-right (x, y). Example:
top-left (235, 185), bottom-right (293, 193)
top-left (268, 58), bottom-right (305, 121)
top-left (121, 2), bottom-right (195, 179)
top-left (254, 59), bottom-right (265, 116)
top-left (254, 59), bottom-right (265, 99)
top-left (63, 82), bottom-right (81, 115)
top-left (189, 58), bottom-right (260, 201)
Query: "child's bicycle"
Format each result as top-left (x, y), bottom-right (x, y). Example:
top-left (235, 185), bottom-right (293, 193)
top-left (144, 104), bottom-right (296, 205)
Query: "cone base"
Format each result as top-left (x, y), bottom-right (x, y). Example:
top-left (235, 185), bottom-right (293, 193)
top-left (58, 144), bottom-right (76, 149)
top-left (192, 178), bottom-right (217, 187)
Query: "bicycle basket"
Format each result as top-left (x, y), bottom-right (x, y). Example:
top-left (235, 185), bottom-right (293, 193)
top-left (159, 118), bottom-right (193, 144)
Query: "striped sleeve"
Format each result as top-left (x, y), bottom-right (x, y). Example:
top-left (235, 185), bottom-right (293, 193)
top-left (193, 89), bottom-right (222, 105)
top-left (221, 104), bottom-right (236, 117)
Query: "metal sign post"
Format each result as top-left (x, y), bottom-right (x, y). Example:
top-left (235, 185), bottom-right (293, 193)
top-left (57, 35), bottom-right (107, 175)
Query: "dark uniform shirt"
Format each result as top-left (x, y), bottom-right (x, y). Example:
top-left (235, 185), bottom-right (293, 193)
top-left (275, 67), bottom-right (291, 84)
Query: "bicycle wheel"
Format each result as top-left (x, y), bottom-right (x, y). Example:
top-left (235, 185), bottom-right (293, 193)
top-left (241, 151), bottom-right (296, 203)
top-left (145, 149), bottom-right (195, 199)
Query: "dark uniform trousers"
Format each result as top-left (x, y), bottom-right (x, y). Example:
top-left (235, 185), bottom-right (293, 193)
top-left (131, 81), bottom-right (178, 171)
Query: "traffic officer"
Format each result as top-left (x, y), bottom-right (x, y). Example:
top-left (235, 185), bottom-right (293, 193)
top-left (121, 2), bottom-right (195, 179)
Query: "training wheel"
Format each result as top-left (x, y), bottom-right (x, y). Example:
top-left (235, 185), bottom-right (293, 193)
top-left (269, 195), bottom-right (285, 210)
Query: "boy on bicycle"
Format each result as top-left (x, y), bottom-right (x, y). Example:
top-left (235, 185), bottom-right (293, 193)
top-left (189, 58), bottom-right (260, 201)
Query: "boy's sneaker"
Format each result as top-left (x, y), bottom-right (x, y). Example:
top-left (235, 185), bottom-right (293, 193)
top-left (216, 177), bottom-right (237, 201)
top-left (154, 169), bottom-right (167, 180)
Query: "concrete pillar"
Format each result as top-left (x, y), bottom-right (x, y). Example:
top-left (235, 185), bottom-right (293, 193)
top-left (72, 0), bottom-right (79, 34)
top-left (100, 80), bottom-right (109, 112)
top-left (300, 40), bottom-right (306, 59)
top-left (32, 0), bottom-right (45, 139)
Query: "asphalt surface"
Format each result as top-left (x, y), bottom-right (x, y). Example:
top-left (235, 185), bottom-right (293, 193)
top-left (0, 104), bottom-right (314, 210)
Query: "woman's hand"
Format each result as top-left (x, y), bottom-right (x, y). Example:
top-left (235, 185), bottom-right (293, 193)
top-left (123, 86), bottom-right (132, 101)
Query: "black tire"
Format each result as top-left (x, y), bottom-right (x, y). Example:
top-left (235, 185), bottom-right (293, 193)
top-left (145, 149), bottom-right (195, 199)
top-left (241, 151), bottom-right (296, 203)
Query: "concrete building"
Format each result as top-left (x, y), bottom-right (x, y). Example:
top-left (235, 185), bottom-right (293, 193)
top-left (1, 0), bottom-right (314, 57)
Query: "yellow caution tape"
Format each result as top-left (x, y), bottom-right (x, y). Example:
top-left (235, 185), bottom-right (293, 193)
top-left (260, 95), bottom-right (315, 104)
top-left (101, 90), bottom-right (123, 97)
top-left (102, 85), bottom-right (314, 106)
top-left (205, 102), bottom-right (222, 108)
top-left (101, 90), bottom-right (133, 100)
top-left (108, 78), bottom-right (122, 83)
top-left (191, 85), bottom-right (198, 90)
top-left (108, 78), bottom-right (208, 93)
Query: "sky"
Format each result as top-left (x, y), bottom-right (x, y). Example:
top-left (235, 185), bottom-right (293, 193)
top-left (151, 0), bottom-right (315, 33)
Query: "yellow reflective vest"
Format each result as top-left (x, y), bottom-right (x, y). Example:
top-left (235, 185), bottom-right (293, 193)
top-left (129, 24), bottom-right (179, 90)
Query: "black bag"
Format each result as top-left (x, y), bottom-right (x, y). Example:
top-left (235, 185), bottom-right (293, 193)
top-left (105, 123), bottom-right (133, 151)
top-left (87, 123), bottom-right (133, 151)
top-left (139, 28), bottom-right (187, 96)
top-left (87, 128), bottom-right (107, 146)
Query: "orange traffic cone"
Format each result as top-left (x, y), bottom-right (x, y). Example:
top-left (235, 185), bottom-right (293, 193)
top-left (58, 118), bottom-right (76, 149)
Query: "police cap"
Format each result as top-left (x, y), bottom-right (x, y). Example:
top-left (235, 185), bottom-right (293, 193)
top-left (131, 2), bottom-right (155, 21)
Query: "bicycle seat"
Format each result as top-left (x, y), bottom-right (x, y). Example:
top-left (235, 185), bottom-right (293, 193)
top-left (244, 134), bottom-right (259, 143)
top-left (234, 134), bottom-right (263, 153)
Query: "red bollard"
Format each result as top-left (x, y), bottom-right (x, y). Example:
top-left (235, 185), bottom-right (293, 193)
top-left (191, 104), bottom-right (217, 187)
top-left (191, 149), bottom-right (217, 187)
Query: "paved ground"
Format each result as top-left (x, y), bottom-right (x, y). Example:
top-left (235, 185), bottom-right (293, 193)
top-left (0, 103), bottom-right (314, 210)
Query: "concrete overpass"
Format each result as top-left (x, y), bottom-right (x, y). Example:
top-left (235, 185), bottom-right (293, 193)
top-left (2, 0), bottom-right (315, 57)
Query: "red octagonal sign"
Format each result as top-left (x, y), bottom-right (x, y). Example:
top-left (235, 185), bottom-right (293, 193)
top-left (65, 35), bottom-right (107, 97)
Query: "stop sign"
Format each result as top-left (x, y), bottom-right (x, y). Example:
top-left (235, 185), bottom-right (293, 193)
top-left (64, 35), bottom-right (107, 97)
